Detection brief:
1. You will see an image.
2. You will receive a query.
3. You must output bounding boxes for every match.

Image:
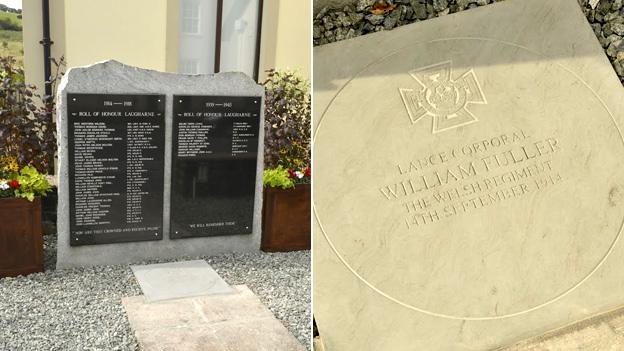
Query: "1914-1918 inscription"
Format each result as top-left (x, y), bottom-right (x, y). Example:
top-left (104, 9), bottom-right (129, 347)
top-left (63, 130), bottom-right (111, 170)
top-left (68, 94), bottom-right (166, 246)
top-left (170, 95), bottom-right (261, 238)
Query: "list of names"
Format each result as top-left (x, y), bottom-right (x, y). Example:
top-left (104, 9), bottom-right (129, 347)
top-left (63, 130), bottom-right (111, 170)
top-left (68, 94), bottom-right (165, 246)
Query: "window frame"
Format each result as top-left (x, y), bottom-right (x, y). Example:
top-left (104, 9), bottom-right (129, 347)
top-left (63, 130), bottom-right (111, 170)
top-left (181, 0), bottom-right (201, 35)
top-left (213, 0), bottom-right (264, 81)
top-left (180, 58), bottom-right (200, 74)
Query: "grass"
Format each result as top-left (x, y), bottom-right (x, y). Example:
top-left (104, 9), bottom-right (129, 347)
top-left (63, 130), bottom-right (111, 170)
top-left (0, 10), bottom-right (21, 24)
top-left (0, 10), bottom-right (22, 66)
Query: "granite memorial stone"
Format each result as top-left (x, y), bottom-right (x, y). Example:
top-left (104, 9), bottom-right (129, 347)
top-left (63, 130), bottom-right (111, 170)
top-left (56, 60), bottom-right (264, 269)
top-left (313, 0), bottom-right (624, 349)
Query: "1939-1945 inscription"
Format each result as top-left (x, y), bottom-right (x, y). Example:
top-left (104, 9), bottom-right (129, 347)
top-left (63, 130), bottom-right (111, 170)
top-left (170, 95), bottom-right (261, 238)
top-left (68, 94), bottom-right (166, 246)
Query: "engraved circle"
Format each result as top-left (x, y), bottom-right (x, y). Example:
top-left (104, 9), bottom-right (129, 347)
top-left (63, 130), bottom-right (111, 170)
top-left (314, 38), bottom-right (624, 320)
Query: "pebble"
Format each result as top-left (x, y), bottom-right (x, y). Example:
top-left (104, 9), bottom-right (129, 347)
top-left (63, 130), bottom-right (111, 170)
top-left (366, 13), bottom-right (385, 25)
top-left (613, 23), bottom-right (624, 35)
top-left (0, 235), bottom-right (311, 351)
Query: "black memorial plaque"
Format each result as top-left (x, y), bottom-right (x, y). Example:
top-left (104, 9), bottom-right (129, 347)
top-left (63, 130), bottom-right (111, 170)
top-left (170, 95), bottom-right (261, 238)
top-left (68, 94), bottom-right (166, 246)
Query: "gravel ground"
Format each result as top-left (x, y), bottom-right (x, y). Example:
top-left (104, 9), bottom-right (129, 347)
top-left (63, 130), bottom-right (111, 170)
top-left (313, 0), bottom-right (624, 84)
top-left (0, 234), bottom-right (311, 351)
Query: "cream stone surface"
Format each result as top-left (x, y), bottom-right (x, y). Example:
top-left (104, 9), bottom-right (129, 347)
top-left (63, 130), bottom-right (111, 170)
top-left (503, 305), bottom-right (624, 350)
top-left (313, 0), bottom-right (624, 350)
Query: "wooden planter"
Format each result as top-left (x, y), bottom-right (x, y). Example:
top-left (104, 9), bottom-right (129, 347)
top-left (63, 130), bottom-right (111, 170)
top-left (0, 197), bottom-right (44, 277)
top-left (262, 184), bottom-right (311, 252)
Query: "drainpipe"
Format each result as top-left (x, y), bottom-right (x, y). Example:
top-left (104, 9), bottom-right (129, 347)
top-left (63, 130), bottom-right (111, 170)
top-left (40, 0), bottom-right (52, 99)
top-left (39, 0), bottom-right (53, 173)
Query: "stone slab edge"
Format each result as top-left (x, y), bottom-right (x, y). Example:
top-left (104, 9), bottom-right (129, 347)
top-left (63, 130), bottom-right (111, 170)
top-left (499, 303), bottom-right (624, 350)
top-left (56, 60), bottom-right (265, 269)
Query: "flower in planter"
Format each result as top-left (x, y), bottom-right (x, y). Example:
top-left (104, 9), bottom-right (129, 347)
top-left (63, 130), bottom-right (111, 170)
top-left (0, 163), bottom-right (51, 201)
top-left (263, 165), bottom-right (312, 188)
top-left (287, 168), bottom-right (296, 179)
top-left (285, 166), bottom-right (310, 183)
top-left (287, 168), bottom-right (306, 180)
top-left (0, 156), bottom-right (19, 173)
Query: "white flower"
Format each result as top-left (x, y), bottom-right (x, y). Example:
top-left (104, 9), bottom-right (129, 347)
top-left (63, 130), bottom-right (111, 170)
top-left (0, 180), bottom-right (8, 190)
top-left (295, 171), bottom-right (304, 179)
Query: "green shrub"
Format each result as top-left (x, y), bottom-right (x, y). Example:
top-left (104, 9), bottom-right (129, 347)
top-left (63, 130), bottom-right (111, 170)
top-left (263, 166), bottom-right (295, 189)
top-left (0, 17), bottom-right (20, 31)
top-left (0, 56), bottom-right (61, 171)
top-left (262, 69), bottom-right (311, 170)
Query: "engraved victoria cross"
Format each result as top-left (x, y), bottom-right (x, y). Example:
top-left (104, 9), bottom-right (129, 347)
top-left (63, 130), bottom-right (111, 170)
top-left (399, 61), bottom-right (487, 134)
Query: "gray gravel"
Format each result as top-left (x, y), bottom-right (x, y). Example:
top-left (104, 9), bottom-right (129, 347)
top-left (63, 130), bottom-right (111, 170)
top-left (208, 251), bottom-right (311, 348)
top-left (313, 0), bottom-right (624, 84)
top-left (0, 234), bottom-right (311, 351)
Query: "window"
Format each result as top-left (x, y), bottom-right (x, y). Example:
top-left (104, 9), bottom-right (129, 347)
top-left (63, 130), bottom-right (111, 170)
top-left (179, 0), bottom-right (217, 74)
top-left (219, 0), bottom-right (261, 78)
top-left (178, 0), bottom-right (263, 79)
top-left (180, 59), bottom-right (199, 74)
top-left (182, 0), bottom-right (200, 34)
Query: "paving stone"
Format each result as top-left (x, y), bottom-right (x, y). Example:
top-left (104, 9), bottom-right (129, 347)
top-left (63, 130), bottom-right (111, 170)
top-left (131, 260), bottom-right (233, 302)
top-left (122, 285), bottom-right (304, 351)
top-left (314, 0), bottom-right (624, 349)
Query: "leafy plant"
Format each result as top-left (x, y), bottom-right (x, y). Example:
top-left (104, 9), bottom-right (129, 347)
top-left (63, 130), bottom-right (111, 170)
top-left (0, 159), bottom-right (51, 201)
top-left (14, 165), bottom-right (52, 201)
top-left (263, 166), bottom-right (295, 189)
top-left (263, 69), bottom-right (311, 171)
top-left (0, 55), bottom-right (64, 172)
